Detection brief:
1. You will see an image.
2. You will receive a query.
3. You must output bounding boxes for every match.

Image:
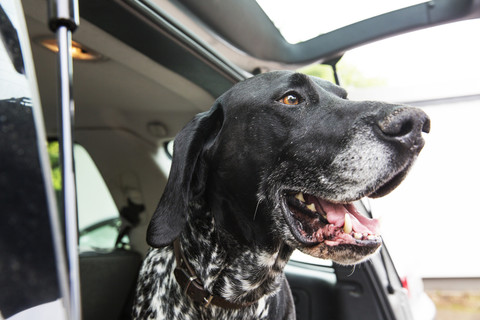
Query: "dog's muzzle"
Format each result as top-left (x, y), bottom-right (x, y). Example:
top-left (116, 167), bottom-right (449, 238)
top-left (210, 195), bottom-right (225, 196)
top-left (278, 106), bottom-right (430, 264)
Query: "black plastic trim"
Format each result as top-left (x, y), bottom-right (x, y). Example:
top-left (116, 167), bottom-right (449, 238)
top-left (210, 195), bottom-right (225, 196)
top-left (176, 0), bottom-right (480, 65)
top-left (334, 260), bottom-right (397, 320)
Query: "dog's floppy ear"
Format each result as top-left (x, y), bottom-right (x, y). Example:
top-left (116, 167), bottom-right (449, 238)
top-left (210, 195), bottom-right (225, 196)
top-left (147, 103), bottom-right (223, 247)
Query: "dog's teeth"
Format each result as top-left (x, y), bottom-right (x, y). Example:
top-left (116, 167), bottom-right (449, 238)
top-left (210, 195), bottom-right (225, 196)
top-left (295, 192), bottom-right (305, 203)
top-left (354, 232), bottom-right (363, 240)
top-left (367, 235), bottom-right (377, 240)
top-left (343, 214), bottom-right (353, 234)
top-left (306, 203), bottom-right (316, 212)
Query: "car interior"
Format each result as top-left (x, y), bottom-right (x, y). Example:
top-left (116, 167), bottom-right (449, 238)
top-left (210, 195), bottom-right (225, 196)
top-left (17, 0), bottom-right (480, 319)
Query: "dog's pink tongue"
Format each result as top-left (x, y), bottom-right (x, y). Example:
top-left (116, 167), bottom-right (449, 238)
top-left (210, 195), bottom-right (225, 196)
top-left (319, 200), bottom-right (380, 235)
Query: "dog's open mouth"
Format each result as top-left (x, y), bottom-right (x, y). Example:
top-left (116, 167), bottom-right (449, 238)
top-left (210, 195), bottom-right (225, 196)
top-left (282, 191), bottom-right (381, 248)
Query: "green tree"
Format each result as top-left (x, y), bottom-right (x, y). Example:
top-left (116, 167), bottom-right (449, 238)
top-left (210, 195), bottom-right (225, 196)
top-left (337, 62), bottom-right (386, 88)
top-left (298, 64), bottom-right (336, 83)
top-left (299, 62), bottom-right (386, 88)
top-left (48, 141), bottom-right (62, 191)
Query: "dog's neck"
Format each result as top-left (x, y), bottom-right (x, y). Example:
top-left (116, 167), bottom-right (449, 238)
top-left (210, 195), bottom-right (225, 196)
top-left (179, 208), bottom-right (293, 305)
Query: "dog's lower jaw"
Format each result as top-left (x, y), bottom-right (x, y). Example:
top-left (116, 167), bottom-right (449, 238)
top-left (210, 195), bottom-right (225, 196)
top-left (299, 242), bottom-right (381, 265)
top-left (274, 189), bottom-right (381, 265)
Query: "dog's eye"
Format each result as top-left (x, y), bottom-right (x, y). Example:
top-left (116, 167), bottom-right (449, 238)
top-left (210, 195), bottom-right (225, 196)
top-left (279, 93), bottom-right (301, 105)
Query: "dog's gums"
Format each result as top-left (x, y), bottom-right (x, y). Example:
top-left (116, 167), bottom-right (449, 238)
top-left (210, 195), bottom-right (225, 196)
top-left (283, 191), bottom-right (381, 247)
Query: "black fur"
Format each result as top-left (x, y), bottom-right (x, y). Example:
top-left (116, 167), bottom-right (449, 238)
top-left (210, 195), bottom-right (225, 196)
top-left (133, 71), bottom-right (429, 319)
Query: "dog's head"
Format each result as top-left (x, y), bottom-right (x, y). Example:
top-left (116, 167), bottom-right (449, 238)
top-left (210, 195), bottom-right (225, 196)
top-left (147, 71), bottom-right (430, 265)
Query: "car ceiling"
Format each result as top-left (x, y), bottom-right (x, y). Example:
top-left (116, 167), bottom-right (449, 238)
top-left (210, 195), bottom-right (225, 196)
top-left (22, 0), bottom-right (237, 143)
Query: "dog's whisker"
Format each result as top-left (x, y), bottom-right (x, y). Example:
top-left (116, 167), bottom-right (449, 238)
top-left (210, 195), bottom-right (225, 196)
top-left (347, 265), bottom-right (356, 277)
top-left (253, 200), bottom-right (262, 221)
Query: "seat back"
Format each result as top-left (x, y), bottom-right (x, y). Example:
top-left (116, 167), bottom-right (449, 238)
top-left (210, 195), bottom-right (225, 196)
top-left (79, 250), bottom-right (142, 320)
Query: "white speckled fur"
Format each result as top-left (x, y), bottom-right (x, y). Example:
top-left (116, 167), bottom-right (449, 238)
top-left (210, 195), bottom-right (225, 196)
top-left (132, 211), bottom-right (294, 320)
top-left (325, 128), bottom-right (393, 202)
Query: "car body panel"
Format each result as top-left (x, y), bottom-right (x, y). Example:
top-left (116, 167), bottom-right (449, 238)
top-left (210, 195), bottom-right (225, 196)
top-left (0, 2), bottom-right (68, 318)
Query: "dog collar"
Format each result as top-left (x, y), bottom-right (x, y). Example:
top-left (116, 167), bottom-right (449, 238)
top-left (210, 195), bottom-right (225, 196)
top-left (173, 239), bottom-right (253, 309)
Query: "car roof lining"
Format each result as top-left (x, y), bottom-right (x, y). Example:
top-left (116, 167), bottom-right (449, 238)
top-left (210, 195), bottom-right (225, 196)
top-left (79, 0), bottom-right (245, 98)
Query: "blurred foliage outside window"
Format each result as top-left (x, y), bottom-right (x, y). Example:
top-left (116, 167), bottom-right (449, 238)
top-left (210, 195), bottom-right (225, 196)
top-left (299, 62), bottom-right (386, 88)
top-left (48, 141), bottom-right (61, 191)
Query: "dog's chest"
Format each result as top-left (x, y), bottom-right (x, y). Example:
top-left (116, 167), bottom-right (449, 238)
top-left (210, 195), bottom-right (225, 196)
top-left (132, 246), bottom-right (272, 320)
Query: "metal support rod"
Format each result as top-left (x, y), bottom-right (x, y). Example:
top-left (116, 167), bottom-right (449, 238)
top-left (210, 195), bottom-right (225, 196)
top-left (57, 26), bottom-right (81, 320)
top-left (332, 63), bottom-right (341, 86)
top-left (326, 56), bottom-right (342, 86)
top-left (48, 0), bottom-right (80, 319)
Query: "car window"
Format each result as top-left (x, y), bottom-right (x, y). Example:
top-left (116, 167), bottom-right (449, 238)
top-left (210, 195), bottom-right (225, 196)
top-left (256, 0), bottom-right (428, 43)
top-left (48, 142), bottom-right (124, 250)
top-left (303, 19), bottom-right (480, 278)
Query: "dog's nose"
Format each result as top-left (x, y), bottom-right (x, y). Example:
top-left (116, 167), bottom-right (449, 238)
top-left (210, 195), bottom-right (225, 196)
top-left (377, 107), bottom-right (430, 150)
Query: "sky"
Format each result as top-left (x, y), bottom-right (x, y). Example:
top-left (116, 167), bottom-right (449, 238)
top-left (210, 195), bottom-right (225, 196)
top-left (256, 0), bottom-right (427, 43)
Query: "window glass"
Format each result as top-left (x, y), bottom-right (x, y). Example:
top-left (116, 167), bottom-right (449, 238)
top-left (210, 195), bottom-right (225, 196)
top-left (48, 142), bottom-right (123, 250)
top-left (336, 19), bottom-right (480, 103)
top-left (74, 144), bottom-right (119, 232)
top-left (304, 19), bottom-right (480, 278)
top-left (256, 0), bottom-right (428, 43)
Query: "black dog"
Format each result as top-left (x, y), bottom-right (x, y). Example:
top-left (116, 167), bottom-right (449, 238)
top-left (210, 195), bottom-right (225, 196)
top-left (133, 71), bottom-right (430, 319)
